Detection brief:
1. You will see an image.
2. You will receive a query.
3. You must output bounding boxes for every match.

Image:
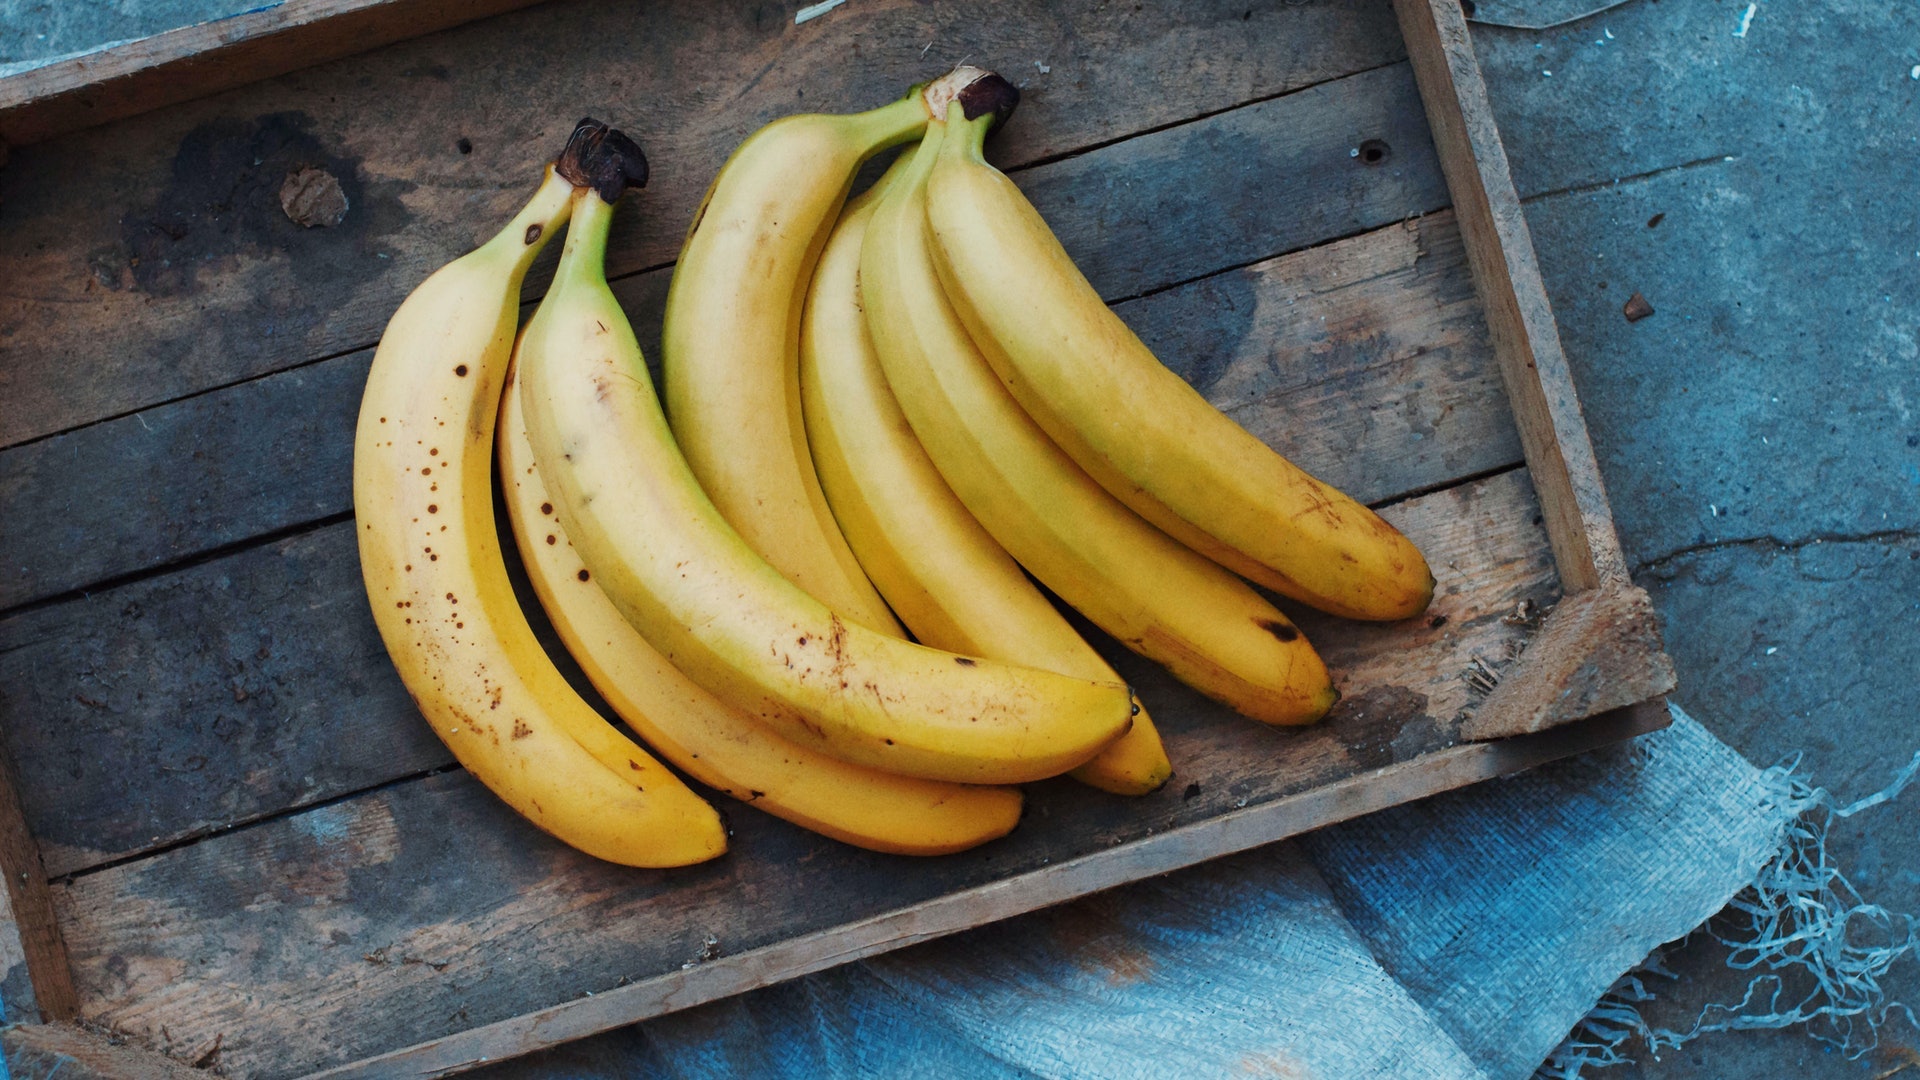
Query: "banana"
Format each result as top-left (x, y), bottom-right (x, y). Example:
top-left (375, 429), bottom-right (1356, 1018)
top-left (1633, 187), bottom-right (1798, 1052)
top-left (353, 124), bottom-right (725, 868)
top-left (515, 180), bottom-right (1135, 785)
top-left (862, 110), bottom-right (1336, 728)
top-left (923, 105), bottom-right (1433, 622)
top-left (801, 160), bottom-right (1172, 795)
top-left (498, 370), bottom-right (1025, 854)
top-left (657, 73), bottom-right (994, 634)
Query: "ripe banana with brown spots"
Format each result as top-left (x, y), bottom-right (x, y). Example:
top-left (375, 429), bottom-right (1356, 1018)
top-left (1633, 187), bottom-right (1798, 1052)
top-left (515, 158), bottom-right (1136, 785)
top-left (498, 368), bottom-right (1025, 854)
top-left (353, 123), bottom-right (725, 867)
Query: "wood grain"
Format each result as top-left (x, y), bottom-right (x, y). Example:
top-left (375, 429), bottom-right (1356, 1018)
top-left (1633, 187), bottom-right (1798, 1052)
top-left (1460, 585), bottom-right (1677, 740)
top-left (51, 468), bottom-right (1563, 1079)
top-left (0, 1020), bottom-right (210, 1078)
top-left (0, 742), bottom-right (78, 1022)
top-left (0, 0), bottom-right (1408, 450)
top-left (0, 6), bottom-right (1671, 1075)
top-left (0, 205), bottom-right (1495, 613)
top-left (1392, 0), bottom-right (1629, 592)
top-left (0, 208), bottom-right (1514, 877)
top-left (0, 524), bottom-right (444, 879)
top-left (0, 0), bottom-right (550, 147)
top-left (313, 703), bottom-right (1670, 1080)
top-left (1123, 210), bottom-right (1515, 506)
top-left (0, 354), bottom-right (370, 610)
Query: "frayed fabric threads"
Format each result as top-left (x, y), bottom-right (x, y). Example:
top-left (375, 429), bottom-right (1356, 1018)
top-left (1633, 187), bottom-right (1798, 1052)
top-left (1541, 748), bottom-right (1920, 1077)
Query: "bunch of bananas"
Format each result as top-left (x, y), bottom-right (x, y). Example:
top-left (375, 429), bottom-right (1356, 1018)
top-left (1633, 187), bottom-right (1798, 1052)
top-left (353, 67), bottom-right (1433, 868)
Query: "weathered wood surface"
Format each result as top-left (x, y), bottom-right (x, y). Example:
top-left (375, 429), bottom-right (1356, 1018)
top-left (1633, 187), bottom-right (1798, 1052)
top-left (0, 197), bottom-right (1490, 612)
top-left (0, 207), bottom-right (1514, 878)
top-left (0, 741), bottom-right (78, 1022)
top-left (0, 2), bottom-right (1674, 1074)
top-left (1392, 0), bottom-right (1630, 592)
top-left (1460, 585), bottom-right (1677, 741)
top-left (52, 468), bottom-right (1559, 1079)
top-left (0, 1020), bottom-right (212, 1079)
top-left (0, 0), bottom-right (551, 148)
top-left (0, 355), bottom-right (369, 610)
top-left (321, 703), bottom-right (1671, 1080)
top-left (1133, 211), bottom-right (1512, 505)
top-left (0, 524), bottom-right (443, 879)
top-left (0, 0), bottom-right (1411, 450)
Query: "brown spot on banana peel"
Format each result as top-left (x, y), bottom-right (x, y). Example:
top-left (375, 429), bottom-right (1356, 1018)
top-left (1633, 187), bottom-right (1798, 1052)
top-left (1257, 619), bottom-right (1300, 643)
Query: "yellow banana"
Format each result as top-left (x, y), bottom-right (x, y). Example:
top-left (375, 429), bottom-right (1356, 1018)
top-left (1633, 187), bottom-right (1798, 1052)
top-left (862, 113), bottom-right (1335, 727)
top-left (352, 124), bottom-right (725, 868)
top-left (498, 370), bottom-right (1024, 855)
top-left (515, 183), bottom-right (1135, 785)
top-left (801, 160), bottom-right (1172, 795)
top-left (660, 73), bottom-right (999, 634)
top-left (924, 105), bottom-right (1434, 622)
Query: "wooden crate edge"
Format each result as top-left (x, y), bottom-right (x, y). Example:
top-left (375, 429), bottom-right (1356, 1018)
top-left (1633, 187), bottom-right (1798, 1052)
top-left (1391, 0), bottom-right (1634, 595)
top-left (0, 0), bottom-right (550, 148)
top-left (1459, 585), bottom-right (1677, 742)
top-left (0, 739), bottom-right (77, 1025)
top-left (0, 1021), bottom-right (209, 1079)
top-left (291, 703), bottom-right (1667, 1079)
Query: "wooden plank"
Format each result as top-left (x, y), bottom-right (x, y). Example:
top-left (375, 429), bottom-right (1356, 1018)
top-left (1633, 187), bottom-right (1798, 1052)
top-left (0, 1), bottom-right (1410, 452)
top-left (0, 353), bottom-right (369, 610)
top-left (0, 209), bottom-right (1516, 876)
top-left (0, 0), bottom-right (550, 148)
top-left (0, 741), bottom-right (78, 1022)
top-left (0, 204), bottom-right (1501, 612)
top-left (0, 1020), bottom-right (210, 1078)
top-left (0, 524), bottom-right (445, 879)
top-left (1124, 210), bottom-right (1514, 506)
top-left (1459, 585), bottom-right (1676, 740)
top-left (50, 468), bottom-right (1565, 1080)
top-left (316, 701), bottom-right (1672, 1080)
top-left (1011, 62), bottom-right (1446, 303)
top-left (1391, 0), bottom-right (1630, 592)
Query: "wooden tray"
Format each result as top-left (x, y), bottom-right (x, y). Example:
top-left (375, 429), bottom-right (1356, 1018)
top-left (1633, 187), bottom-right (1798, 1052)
top-left (0, 1), bottom-right (1674, 1075)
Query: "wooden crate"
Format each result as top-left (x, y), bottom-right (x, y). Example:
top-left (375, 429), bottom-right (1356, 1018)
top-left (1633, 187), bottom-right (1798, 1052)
top-left (0, 1), bottom-right (1674, 1075)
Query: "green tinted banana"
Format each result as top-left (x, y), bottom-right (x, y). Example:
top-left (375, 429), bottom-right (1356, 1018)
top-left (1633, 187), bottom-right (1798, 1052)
top-left (353, 126), bottom-right (725, 868)
top-left (498, 370), bottom-right (1024, 854)
top-left (801, 162), bottom-right (1171, 795)
top-left (516, 182), bottom-right (1135, 785)
top-left (925, 105), bottom-right (1432, 622)
top-left (862, 112), bottom-right (1336, 727)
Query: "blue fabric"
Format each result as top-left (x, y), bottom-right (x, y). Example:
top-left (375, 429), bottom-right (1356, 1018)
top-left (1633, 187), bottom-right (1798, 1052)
top-left (621, 707), bottom-right (1793, 1079)
top-left (10, 711), bottom-right (1775, 1080)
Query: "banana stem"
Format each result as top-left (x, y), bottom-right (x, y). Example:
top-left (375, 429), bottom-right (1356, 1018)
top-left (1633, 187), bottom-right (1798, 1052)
top-left (854, 93), bottom-right (939, 156)
top-left (554, 190), bottom-right (616, 293)
top-left (941, 103), bottom-right (995, 162)
top-left (898, 119), bottom-right (947, 192)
